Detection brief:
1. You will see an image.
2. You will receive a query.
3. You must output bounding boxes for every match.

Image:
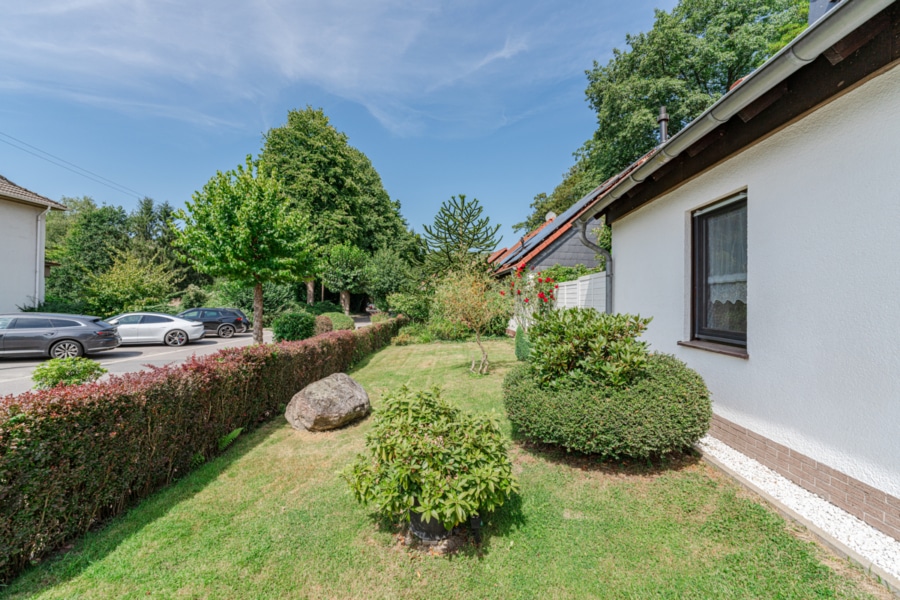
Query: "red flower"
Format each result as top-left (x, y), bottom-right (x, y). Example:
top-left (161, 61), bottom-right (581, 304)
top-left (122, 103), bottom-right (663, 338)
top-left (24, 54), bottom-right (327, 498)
top-left (517, 290), bottom-right (521, 295)
top-left (542, 297), bottom-right (548, 302)
top-left (500, 291), bottom-right (505, 296)
top-left (554, 284), bottom-right (559, 289)
top-left (524, 298), bottom-right (529, 303)
top-left (538, 278), bottom-right (543, 283)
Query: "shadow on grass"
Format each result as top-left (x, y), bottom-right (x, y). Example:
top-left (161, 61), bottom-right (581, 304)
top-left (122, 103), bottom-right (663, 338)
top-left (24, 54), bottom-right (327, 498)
top-left (1, 421), bottom-right (279, 598)
top-left (512, 433), bottom-right (703, 478)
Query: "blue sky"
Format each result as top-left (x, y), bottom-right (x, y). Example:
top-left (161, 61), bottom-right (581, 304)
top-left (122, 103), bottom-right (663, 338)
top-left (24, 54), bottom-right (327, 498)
top-left (1, 0), bottom-right (675, 247)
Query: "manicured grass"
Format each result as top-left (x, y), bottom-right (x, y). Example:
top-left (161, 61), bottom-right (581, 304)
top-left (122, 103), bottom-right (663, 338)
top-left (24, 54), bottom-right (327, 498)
top-left (1, 340), bottom-right (886, 599)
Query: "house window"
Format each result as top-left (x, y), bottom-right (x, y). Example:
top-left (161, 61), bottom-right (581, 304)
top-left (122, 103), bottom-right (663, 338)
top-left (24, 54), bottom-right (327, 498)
top-left (692, 194), bottom-right (747, 346)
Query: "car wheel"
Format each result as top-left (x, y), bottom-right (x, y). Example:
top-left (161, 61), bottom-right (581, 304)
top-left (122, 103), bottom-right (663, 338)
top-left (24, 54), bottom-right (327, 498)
top-left (238, 324), bottom-right (248, 333)
top-left (164, 330), bottom-right (188, 347)
top-left (217, 324), bottom-right (236, 338)
top-left (49, 340), bottom-right (84, 359)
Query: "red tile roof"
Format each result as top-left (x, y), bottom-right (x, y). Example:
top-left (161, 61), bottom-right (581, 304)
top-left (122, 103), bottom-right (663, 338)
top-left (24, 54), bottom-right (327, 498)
top-left (0, 175), bottom-right (66, 210)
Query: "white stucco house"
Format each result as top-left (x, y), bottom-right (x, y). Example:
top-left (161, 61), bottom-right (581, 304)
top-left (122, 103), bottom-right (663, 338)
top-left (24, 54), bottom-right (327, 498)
top-left (575, 0), bottom-right (900, 542)
top-left (0, 175), bottom-right (66, 313)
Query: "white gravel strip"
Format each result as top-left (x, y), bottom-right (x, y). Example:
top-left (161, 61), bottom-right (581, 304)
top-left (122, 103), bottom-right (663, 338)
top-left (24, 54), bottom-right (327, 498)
top-left (697, 435), bottom-right (900, 582)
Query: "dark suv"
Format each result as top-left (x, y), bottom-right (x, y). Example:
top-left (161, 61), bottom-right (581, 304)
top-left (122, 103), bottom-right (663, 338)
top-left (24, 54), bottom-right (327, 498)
top-left (175, 308), bottom-right (245, 338)
top-left (0, 313), bottom-right (120, 358)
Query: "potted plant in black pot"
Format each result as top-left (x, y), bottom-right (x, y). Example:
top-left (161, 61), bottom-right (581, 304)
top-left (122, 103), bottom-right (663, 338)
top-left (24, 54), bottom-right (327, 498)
top-left (343, 386), bottom-right (518, 544)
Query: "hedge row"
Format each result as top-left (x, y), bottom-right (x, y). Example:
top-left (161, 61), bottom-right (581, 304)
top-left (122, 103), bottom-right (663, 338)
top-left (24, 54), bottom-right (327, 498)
top-left (0, 317), bottom-right (406, 582)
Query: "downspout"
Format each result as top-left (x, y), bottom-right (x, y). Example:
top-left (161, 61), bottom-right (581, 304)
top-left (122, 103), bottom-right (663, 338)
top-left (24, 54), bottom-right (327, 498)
top-left (34, 206), bottom-right (51, 308)
top-left (575, 218), bottom-right (612, 314)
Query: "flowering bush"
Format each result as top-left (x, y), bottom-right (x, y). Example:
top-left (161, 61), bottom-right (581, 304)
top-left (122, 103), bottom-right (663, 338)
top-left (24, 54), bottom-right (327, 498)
top-left (0, 316), bottom-right (406, 583)
top-left (504, 262), bottom-right (558, 332)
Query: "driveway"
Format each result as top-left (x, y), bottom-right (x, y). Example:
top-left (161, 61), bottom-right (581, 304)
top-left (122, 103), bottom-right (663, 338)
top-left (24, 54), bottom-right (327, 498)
top-left (0, 331), bottom-right (273, 397)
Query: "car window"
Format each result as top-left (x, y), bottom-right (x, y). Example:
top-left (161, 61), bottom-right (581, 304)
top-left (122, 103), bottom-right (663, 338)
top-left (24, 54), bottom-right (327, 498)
top-left (201, 310), bottom-right (220, 319)
top-left (51, 319), bottom-right (82, 328)
top-left (141, 315), bottom-right (173, 324)
top-left (11, 317), bottom-right (53, 329)
top-left (0, 317), bottom-right (12, 330)
top-left (117, 315), bottom-right (143, 325)
top-left (182, 310), bottom-right (200, 319)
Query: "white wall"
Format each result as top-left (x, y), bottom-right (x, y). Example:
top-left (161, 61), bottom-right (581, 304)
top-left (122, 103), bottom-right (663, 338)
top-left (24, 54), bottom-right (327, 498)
top-left (0, 201), bottom-right (45, 313)
top-left (611, 64), bottom-right (900, 497)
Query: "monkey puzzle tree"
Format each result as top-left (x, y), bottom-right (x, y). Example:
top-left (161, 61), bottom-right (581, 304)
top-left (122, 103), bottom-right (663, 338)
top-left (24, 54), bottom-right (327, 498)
top-left (175, 156), bottom-right (316, 343)
top-left (422, 194), bottom-right (500, 275)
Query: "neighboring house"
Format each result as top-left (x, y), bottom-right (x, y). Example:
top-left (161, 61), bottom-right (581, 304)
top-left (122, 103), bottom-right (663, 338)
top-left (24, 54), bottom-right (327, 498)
top-left (490, 187), bottom-right (609, 276)
top-left (573, 0), bottom-right (900, 542)
top-left (0, 175), bottom-right (66, 312)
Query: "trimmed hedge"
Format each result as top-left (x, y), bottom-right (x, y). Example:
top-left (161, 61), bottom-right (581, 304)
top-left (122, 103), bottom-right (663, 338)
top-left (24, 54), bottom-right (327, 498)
top-left (272, 311), bottom-right (316, 342)
top-left (503, 353), bottom-right (710, 461)
top-left (314, 314), bottom-right (333, 336)
top-left (323, 312), bottom-right (354, 331)
top-left (0, 316), bottom-right (406, 582)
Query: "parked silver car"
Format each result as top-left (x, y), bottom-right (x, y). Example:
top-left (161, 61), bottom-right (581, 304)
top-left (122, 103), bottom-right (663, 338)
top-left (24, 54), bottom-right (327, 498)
top-left (0, 313), bottom-right (120, 358)
top-left (105, 312), bottom-right (206, 346)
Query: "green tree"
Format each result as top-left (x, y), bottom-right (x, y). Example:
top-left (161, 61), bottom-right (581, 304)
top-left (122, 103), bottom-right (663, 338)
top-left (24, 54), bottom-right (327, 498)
top-left (85, 249), bottom-right (181, 315)
top-left (422, 195), bottom-right (500, 275)
top-left (517, 0), bottom-right (806, 231)
top-left (320, 245), bottom-right (369, 315)
top-left (432, 268), bottom-right (511, 374)
top-left (261, 107), bottom-right (416, 301)
top-left (175, 156), bottom-right (316, 343)
top-left (366, 248), bottom-right (413, 311)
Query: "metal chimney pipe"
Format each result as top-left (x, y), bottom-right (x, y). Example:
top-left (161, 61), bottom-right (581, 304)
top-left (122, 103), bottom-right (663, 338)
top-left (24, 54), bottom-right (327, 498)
top-left (658, 106), bottom-right (669, 142)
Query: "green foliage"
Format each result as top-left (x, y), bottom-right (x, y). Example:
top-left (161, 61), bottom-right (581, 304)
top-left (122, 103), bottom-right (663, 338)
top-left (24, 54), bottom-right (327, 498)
top-left (84, 249), bottom-right (181, 316)
top-left (343, 386), bottom-right (517, 531)
top-left (217, 428), bottom-right (244, 452)
top-left (530, 309), bottom-right (652, 387)
top-left (314, 314), bottom-right (333, 336)
top-left (540, 263), bottom-right (601, 284)
top-left (260, 107), bottom-right (414, 255)
top-left (307, 300), bottom-right (343, 315)
top-left (514, 328), bottom-right (531, 362)
top-left (422, 195), bottom-right (500, 274)
top-left (432, 268), bottom-right (512, 374)
top-left (322, 312), bottom-right (354, 331)
top-left (17, 295), bottom-right (89, 315)
top-left (272, 312), bottom-right (316, 342)
top-left (426, 318), bottom-right (469, 341)
top-left (321, 245), bottom-right (369, 297)
top-left (213, 280), bottom-right (301, 325)
top-left (0, 317), bottom-right (406, 582)
top-left (366, 248), bottom-right (413, 310)
top-left (386, 291), bottom-right (431, 323)
top-left (32, 357), bottom-right (107, 390)
top-left (503, 353), bottom-right (711, 460)
top-left (179, 284), bottom-right (209, 310)
top-left (175, 155), bottom-right (317, 342)
top-left (370, 313), bottom-right (390, 324)
top-left (392, 322), bottom-right (434, 346)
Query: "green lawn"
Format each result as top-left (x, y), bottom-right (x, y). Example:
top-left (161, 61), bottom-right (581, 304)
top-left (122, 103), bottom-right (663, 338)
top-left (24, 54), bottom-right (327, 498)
top-left (1, 340), bottom-right (887, 599)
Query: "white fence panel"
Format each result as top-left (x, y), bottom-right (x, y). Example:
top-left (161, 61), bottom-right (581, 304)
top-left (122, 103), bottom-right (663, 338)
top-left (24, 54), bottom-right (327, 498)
top-left (556, 280), bottom-right (579, 309)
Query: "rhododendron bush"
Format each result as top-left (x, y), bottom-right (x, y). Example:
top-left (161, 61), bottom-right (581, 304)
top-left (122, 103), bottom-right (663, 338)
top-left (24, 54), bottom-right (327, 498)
top-left (0, 317), bottom-right (405, 582)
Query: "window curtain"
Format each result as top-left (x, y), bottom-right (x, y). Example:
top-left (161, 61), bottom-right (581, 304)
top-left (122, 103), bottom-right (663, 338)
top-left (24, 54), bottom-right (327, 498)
top-left (706, 204), bottom-right (747, 330)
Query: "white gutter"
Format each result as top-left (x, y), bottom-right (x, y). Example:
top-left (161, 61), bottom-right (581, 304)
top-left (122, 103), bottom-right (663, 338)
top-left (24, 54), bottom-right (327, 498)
top-left (580, 0), bottom-right (895, 223)
top-left (33, 206), bottom-right (51, 308)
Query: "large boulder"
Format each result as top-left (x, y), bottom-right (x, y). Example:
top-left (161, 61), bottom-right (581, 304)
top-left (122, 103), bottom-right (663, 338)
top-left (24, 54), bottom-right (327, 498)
top-left (285, 373), bottom-right (370, 432)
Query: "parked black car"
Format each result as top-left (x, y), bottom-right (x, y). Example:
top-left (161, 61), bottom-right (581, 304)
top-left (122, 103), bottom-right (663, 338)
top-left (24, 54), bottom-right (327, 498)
top-left (175, 308), bottom-right (245, 338)
top-left (0, 313), bottom-right (120, 358)
top-left (223, 308), bottom-right (252, 333)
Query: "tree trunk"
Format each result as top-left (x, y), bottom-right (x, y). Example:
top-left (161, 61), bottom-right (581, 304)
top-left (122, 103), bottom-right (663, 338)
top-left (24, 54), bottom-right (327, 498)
top-left (321, 282), bottom-right (325, 302)
top-left (472, 332), bottom-right (489, 375)
top-left (306, 280), bottom-right (315, 305)
top-left (340, 290), bottom-right (351, 315)
top-left (253, 282), bottom-right (264, 344)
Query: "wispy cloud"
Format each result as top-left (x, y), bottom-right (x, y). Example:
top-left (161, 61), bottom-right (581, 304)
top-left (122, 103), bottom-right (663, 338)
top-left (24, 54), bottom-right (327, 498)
top-left (2, 0), bottom-right (665, 137)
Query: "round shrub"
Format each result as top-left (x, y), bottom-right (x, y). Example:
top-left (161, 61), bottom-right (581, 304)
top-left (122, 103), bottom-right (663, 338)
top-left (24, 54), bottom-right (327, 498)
top-left (272, 311), bottom-right (316, 342)
top-left (32, 357), bottom-right (107, 390)
top-left (309, 300), bottom-right (343, 315)
top-left (503, 353), bottom-right (711, 460)
top-left (386, 291), bottom-right (431, 322)
top-left (314, 314), bottom-right (333, 336)
top-left (323, 312), bottom-right (354, 330)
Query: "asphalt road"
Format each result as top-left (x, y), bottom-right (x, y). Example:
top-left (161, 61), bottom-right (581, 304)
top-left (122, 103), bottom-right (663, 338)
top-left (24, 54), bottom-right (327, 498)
top-left (0, 331), bottom-right (273, 397)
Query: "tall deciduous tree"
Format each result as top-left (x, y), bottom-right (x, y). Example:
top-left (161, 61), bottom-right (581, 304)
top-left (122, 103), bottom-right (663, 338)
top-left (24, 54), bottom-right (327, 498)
top-left (320, 245), bottom-right (369, 315)
top-left (422, 194), bottom-right (500, 274)
top-left (260, 107), bottom-right (416, 301)
top-left (517, 0), bottom-right (807, 232)
top-left (175, 156), bottom-right (316, 343)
